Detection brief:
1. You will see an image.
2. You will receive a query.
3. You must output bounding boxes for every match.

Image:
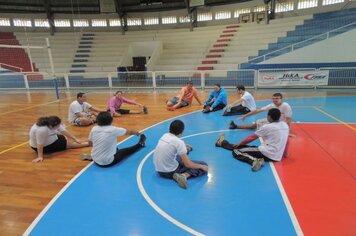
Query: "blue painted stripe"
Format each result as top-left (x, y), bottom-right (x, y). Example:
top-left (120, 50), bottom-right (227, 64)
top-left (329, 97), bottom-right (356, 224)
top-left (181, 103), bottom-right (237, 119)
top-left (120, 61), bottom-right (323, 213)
top-left (69, 69), bottom-right (85, 73)
top-left (76, 50), bottom-right (91, 53)
top-left (71, 64), bottom-right (87, 68)
top-left (79, 41), bottom-right (93, 45)
top-left (75, 54), bottom-right (90, 58)
top-left (73, 59), bottom-right (88, 63)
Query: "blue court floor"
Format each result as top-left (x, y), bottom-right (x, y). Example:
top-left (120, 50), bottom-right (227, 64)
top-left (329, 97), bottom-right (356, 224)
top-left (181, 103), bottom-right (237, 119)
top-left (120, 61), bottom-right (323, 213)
top-left (25, 95), bottom-right (356, 236)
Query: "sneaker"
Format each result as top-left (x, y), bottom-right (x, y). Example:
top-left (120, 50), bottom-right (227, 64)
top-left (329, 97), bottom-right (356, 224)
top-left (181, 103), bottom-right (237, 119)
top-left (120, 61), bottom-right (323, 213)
top-left (173, 173), bottom-right (187, 189)
top-left (80, 153), bottom-right (92, 161)
top-left (229, 121), bottom-right (237, 129)
top-left (139, 134), bottom-right (146, 147)
top-left (185, 143), bottom-right (193, 154)
top-left (143, 106), bottom-right (148, 114)
top-left (259, 158), bottom-right (265, 167)
top-left (185, 143), bottom-right (193, 151)
top-left (215, 134), bottom-right (225, 147)
top-left (252, 158), bottom-right (263, 172)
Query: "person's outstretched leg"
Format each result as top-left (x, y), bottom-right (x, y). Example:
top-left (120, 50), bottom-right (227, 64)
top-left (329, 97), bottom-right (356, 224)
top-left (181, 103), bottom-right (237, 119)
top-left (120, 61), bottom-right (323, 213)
top-left (112, 134), bottom-right (146, 164)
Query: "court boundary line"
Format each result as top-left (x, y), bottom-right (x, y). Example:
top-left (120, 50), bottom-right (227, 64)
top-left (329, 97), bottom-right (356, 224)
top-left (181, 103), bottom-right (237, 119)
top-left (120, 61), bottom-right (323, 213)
top-left (23, 162), bottom-right (94, 236)
top-left (270, 163), bottom-right (304, 236)
top-left (313, 106), bottom-right (356, 131)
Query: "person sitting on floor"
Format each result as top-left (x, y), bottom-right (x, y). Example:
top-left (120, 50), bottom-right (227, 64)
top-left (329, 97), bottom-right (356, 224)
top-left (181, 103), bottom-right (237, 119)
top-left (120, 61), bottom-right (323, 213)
top-left (222, 85), bottom-right (256, 116)
top-left (202, 84), bottom-right (227, 113)
top-left (166, 81), bottom-right (202, 111)
top-left (86, 111), bottom-right (146, 167)
top-left (215, 108), bottom-right (289, 172)
top-left (68, 92), bottom-right (102, 126)
top-left (107, 91), bottom-right (148, 117)
top-left (30, 116), bottom-right (89, 163)
top-left (153, 120), bottom-right (208, 189)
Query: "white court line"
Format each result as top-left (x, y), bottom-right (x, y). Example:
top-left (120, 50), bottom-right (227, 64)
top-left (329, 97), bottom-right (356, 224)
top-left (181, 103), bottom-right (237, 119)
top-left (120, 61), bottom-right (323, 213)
top-left (23, 162), bottom-right (94, 236)
top-left (258, 137), bottom-right (304, 236)
top-left (270, 163), bottom-right (304, 236)
top-left (23, 110), bottom-right (202, 235)
top-left (136, 130), bottom-right (233, 236)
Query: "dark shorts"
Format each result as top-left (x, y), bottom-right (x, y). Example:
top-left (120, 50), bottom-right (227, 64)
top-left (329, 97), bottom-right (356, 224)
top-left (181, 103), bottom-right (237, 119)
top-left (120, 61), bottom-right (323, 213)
top-left (169, 97), bottom-right (189, 107)
top-left (222, 105), bottom-right (251, 116)
top-left (157, 156), bottom-right (207, 179)
top-left (107, 109), bottom-right (130, 114)
top-left (31, 135), bottom-right (67, 154)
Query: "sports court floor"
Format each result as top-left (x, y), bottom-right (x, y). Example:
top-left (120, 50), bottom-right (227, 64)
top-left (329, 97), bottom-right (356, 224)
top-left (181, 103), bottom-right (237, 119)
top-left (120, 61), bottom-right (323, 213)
top-left (22, 92), bottom-right (356, 236)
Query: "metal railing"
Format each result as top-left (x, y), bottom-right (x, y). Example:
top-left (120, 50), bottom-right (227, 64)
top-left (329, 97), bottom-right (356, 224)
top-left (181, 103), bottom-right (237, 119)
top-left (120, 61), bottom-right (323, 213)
top-left (0, 63), bottom-right (23, 72)
top-left (248, 21), bottom-right (356, 64)
top-left (0, 67), bottom-right (355, 90)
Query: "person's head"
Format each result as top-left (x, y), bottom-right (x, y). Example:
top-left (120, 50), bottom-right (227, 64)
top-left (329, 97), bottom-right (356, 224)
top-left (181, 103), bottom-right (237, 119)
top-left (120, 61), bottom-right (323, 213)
top-left (272, 93), bottom-right (283, 106)
top-left (77, 92), bottom-right (87, 103)
top-left (169, 120), bottom-right (185, 136)
top-left (186, 81), bottom-right (193, 89)
top-left (213, 84), bottom-right (221, 92)
top-left (236, 85), bottom-right (245, 95)
top-left (267, 108), bottom-right (281, 123)
top-left (36, 116), bottom-right (61, 128)
top-left (96, 111), bottom-right (113, 126)
top-left (114, 91), bottom-right (123, 99)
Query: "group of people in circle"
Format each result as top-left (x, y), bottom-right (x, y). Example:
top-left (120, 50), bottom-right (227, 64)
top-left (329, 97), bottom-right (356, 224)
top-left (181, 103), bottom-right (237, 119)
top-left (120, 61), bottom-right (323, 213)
top-left (30, 83), bottom-right (292, 190)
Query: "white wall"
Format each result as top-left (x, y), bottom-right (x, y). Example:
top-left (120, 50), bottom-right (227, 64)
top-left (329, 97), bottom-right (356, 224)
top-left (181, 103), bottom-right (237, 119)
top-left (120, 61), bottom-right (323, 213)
top-left (261, 29), bottom-right (356, 64)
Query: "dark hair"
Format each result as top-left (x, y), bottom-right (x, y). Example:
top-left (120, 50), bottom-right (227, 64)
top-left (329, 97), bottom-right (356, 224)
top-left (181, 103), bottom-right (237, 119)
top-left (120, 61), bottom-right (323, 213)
top-left (214, 84), bottom-right (221, 88)
top-left (236, 85), bottom-right (245, 91)
top-left (169, 120), bottom-right (185, 135)
top-left (115, 91), bottom-right (122, 95)
top-left (272, 93), bottom-right (283, 99)
top-left (268, 108), bottom-right (281, 122)
top-left (96, 111), bottom-right (113, 126)
top-left (36, 116), bottom-right (61, 127)
top-left (186, 81), bottom-right (193, 85)
top-left (77, 92), bottom-right (85, 99)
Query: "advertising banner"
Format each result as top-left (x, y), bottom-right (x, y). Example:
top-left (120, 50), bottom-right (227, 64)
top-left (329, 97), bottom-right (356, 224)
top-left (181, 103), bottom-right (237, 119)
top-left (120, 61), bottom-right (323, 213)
top-left (258, 70), bottom-right (329, 87)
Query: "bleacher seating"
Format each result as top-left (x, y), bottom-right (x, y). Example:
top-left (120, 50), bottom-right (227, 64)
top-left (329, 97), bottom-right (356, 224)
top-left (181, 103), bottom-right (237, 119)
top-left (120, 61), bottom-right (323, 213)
top-left (242, 8), bottom-right (356, 68)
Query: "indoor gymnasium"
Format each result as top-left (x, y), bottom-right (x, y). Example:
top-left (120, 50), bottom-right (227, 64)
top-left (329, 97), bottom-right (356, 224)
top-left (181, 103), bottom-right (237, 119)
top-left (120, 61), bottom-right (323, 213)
top-left (0, 0), bottom-right (355, 235)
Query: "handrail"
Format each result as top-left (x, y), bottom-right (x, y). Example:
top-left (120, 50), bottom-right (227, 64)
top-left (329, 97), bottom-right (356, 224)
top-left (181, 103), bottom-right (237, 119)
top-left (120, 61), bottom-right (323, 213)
top-left (0, 63), bottom-right (23, 72)
top-left (248, 20), bottom-right (356, 63)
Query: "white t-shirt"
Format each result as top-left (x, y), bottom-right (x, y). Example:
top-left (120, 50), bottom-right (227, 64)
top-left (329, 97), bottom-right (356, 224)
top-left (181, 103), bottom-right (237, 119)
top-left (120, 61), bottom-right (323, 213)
top-left (29, 124), bottom-right (66, 148)
top-left (241, 91), bottom-right (256, 111)
top-left (88, 125), bottom-right (126, 166)
top-left (260, 102), bottom-right (292, 122)
top-left (153, 133), bottom-right (187, 172)
top-left (68, 100), bottom-right (92, 123)
top-left (255, 121), bottom-right (289, 161)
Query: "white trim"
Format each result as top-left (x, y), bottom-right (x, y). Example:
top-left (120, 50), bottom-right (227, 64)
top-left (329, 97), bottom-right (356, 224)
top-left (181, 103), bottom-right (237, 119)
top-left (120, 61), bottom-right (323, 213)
top-left (259, 137), bottom-right (303, 236)
top-left (270, 163), bottom-right (304, 236)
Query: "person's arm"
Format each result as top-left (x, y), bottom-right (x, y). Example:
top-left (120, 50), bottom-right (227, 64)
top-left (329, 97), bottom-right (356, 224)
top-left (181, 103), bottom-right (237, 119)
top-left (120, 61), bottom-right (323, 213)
top-left (125, 130), bottom-right (140, 136)
top-left (227, 98), bottom-right (243, 109)
top-left (194, 92), bottom-right (203, 105)
top-left (122, 97), bottom-right (143, 107)
top-left (285, 116), bottom-right (296, 137)
top-left (233, 133), bottom-right (259, 148)
top-left (89, 106), bottom-right (101, 112)
top-left (180, 153), bottom-right (208, 171)
top-left (205, 92), bottom-right (214, 105)
top-left (238, 109), bottom-right (263, 120)
top-left (32, 144), bottom-right (44, 163)
top-left (60, 130), bottom-right (81, 143)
